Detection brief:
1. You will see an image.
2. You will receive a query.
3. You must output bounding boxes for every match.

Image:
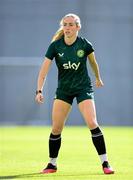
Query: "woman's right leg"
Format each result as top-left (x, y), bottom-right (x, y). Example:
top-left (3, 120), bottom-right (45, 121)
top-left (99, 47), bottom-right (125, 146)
top-left (41, 99), bottom-right (71, 173)
top-left (51, 99), bottom-right (72, 135)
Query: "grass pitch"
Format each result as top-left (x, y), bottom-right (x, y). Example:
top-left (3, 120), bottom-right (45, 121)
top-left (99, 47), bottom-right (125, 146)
top-left (0, 126), bottom-right (133, 180)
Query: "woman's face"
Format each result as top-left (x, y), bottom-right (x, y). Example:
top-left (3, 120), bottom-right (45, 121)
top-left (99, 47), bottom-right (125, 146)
top-left (62, 17), bottom-right (80, 38)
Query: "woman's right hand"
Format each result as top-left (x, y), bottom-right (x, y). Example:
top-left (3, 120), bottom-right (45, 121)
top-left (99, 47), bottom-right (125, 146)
top-left (35, 93), bottom-right (44, 104)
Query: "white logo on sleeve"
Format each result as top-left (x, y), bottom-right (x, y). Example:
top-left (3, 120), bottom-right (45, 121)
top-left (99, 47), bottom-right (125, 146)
top-left (63, 61), bottom-right (80, 70)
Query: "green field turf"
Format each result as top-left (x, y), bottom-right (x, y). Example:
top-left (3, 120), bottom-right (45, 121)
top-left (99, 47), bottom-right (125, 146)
top-left (0, 126), bottom-right (133, 180)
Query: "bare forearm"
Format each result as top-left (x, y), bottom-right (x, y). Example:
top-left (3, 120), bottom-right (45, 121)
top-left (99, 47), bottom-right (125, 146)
top-left (37, 73), bottom-right (46, 91)
top-left (88, 53), bottom-right (101, 80)
top-left (90, 60), bottom-right (101, 80)
top-left (37, 58), bottom-right (52, 91)
top-left (88, 52), bottom-right (104, 87)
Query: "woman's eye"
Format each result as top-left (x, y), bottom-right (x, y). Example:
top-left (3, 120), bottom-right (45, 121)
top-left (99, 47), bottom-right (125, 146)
top-left (63, 23), bottom-right (74, 27)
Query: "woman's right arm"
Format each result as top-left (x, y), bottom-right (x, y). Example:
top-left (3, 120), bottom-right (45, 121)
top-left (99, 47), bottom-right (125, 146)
top-left (35, 57), bottom-right (52, 103)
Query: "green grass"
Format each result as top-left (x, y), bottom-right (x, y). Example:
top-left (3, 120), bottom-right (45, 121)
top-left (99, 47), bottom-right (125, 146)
top-left (0, 126), bottom-right (133, 180)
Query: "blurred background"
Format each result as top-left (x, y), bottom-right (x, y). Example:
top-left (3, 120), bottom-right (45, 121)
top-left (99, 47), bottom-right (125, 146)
top-left (0, 0), bottom-right (132, 126)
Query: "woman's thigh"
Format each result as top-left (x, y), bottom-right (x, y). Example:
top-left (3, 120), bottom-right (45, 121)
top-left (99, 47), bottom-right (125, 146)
top-left (78, 99), bottom-right (98, 129)
top-left (51, 99), bottom-right (72, 134)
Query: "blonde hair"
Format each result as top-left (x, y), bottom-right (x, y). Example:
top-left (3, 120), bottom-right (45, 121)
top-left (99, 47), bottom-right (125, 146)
top-left (52, 13), bottom-right (81, 42)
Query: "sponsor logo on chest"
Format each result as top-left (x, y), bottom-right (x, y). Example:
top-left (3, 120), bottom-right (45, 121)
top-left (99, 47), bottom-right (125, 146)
top-left (63, 61), bottom-right (80, 70)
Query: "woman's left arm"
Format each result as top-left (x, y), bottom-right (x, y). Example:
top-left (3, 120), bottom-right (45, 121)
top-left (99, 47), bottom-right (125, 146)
top-left (88, 52), bottom-right (104, 88)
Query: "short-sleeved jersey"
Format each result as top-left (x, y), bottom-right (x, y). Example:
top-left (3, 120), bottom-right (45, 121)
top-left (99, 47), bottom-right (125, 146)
top-left (45, 36), bottom-right (94, 94)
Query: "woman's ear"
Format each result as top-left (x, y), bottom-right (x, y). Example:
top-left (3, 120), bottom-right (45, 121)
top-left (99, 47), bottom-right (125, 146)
top-left (77, 26), bottom-right (81, 31)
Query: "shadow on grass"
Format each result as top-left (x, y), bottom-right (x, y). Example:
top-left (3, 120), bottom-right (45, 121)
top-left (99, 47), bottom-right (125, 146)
top-left (0, 172), bottom-right (105, 179)
top-left (0, 173), bottom-right (41, 179)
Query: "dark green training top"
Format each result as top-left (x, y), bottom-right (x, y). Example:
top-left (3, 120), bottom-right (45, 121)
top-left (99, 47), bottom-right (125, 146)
top-left (45, 36), bottom-right (94, 94)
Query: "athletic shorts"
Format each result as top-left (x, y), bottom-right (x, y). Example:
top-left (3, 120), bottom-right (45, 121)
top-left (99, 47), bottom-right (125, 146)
top-left (54, 89), bottom-right (94, 105)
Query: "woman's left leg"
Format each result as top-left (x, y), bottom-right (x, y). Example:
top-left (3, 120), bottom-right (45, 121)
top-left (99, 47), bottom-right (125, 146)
top-left (78, 99), bottom-right (114, 174)
top-left (78, 99), bottom-right (98, 129)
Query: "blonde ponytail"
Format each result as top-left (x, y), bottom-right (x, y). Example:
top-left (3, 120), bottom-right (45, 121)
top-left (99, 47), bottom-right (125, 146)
top-left (51, 28), bottom-right (64, 42)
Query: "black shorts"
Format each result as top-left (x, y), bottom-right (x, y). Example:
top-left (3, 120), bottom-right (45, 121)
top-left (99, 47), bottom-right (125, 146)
top-left (54, 89), bottom-right (94, 105)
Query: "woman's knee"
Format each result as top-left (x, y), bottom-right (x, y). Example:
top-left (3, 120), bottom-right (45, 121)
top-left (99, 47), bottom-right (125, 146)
top-left (87, 120), bottom-right (98, 129)
top-left (51, 127), bottom-right (63, 135)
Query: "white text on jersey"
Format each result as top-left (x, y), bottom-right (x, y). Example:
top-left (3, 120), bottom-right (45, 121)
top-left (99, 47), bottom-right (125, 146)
top-left (63, 61), bottom-right (80, 70)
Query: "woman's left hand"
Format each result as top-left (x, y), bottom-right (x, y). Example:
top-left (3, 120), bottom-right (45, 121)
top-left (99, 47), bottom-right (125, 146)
top-left (95, 79), bottom-right (104, 88)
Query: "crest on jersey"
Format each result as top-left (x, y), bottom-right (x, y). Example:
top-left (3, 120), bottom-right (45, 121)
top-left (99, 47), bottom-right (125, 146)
top-left (77, 49), bottom-right (85, 58)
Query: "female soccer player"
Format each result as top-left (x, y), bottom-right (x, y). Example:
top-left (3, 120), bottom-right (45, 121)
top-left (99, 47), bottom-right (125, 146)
top-left (35, 13), bottom-right (114, 174)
